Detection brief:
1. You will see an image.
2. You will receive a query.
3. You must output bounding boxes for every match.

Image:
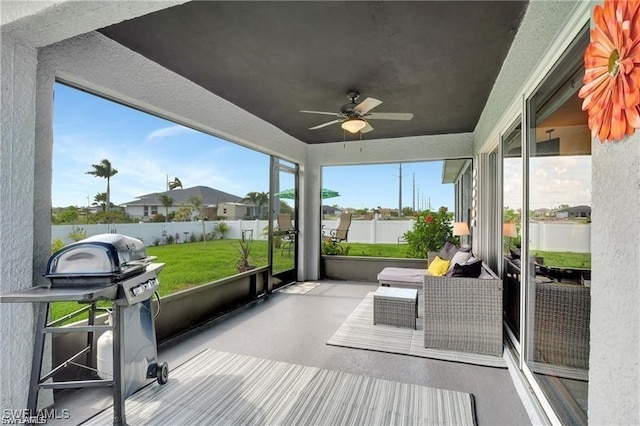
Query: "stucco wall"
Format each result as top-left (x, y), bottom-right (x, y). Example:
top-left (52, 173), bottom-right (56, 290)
top-left (0, 35), bottom-right (53, 411)
top-left (589, 135), bottom-right (640, 424)
top-left (474, 1), bottom-right (584, 148)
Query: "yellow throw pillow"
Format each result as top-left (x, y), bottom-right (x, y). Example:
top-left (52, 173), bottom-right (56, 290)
top-left (427, 256), bottom-right (450, 276)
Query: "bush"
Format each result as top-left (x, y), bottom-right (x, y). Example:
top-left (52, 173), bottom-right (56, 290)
top-left (68, 226), bottom-right (88, 242)
top-left (166, 235), bottom-right (174, 245)
top-left (214, 222), bottom-right (229, 239)
top-left (322, 241), bottom-right (351, 255)
top-left (51, 238), bottom-right (65, 253)
top-left (403, 207), bottom-right (458, 258)
top-left (152, 237), bottom-right (161, 246)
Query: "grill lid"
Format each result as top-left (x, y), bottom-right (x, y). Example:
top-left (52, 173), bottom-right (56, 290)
top-left (46, 234), bottom-right (155, 284)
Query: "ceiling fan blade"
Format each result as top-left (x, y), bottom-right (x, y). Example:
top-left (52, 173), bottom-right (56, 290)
top-left (354, 97), bottom-right (382, 115)
top-left (366, 112), bottom-right (414, 121)
top-left (300, 110), bottom-right (341, 117)
top-left (309, 119), bottom-right (342, 130)
top-left (360, 122), bottom-right (374, 133)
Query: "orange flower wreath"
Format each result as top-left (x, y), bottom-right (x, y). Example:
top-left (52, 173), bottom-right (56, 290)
top-left (578, 0), bottom-right (640, 142)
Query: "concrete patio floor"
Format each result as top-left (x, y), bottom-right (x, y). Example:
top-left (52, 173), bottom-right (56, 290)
top-left (48, 280), bottom-right (533, 425)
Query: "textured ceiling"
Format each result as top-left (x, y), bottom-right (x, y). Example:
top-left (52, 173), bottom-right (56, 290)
top-left (99, 1), bottom-right (528, 144)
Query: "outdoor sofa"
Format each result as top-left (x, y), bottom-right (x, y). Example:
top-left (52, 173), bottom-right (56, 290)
top-left (377, 250), bottom-right (504, 357)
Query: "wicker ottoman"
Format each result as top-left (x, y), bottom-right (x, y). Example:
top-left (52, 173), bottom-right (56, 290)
top-left (373, 287), bottom-right (418, 329)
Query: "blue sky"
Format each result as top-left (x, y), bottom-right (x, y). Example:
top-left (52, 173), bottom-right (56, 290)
top-left (52, 83), bottom-right (454, 211)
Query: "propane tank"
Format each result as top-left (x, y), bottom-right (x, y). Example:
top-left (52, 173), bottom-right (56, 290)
top-left (96, 313), bottom-right (113, 379)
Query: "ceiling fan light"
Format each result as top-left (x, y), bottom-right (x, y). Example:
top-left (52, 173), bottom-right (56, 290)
top-left (341, 117), bottom-right (367, 133)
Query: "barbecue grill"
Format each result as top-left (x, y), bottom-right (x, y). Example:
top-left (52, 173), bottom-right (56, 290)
top-left (0, 234), bottom-right (169, 426)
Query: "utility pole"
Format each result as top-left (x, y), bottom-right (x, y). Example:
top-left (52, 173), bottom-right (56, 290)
top-left (416, 186), bottom-right (420, 212)
top-left (398, 163), bottom-right (402, 218)
top-left (412, 173), bottom-right (415, 212)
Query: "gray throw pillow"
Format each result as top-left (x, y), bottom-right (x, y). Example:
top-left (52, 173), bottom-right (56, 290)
top-left (438, 241), bottom-right (459, 260)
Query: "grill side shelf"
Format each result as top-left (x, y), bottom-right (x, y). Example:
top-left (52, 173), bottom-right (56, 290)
top-left (0, 285), bottom-right (118, 303)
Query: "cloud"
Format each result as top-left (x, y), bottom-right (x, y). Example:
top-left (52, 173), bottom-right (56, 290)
top-left (145, 125), bottom-right (196, 142)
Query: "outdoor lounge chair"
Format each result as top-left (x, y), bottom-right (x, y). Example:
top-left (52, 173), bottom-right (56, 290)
top-left (323, 213), bottom-right (352, 243)
top-left (277, 213), bottom-right (295, 255)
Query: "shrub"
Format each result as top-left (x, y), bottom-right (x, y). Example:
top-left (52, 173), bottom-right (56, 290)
top-left (51, 238), bottom-right (65, 253)
top-left (403, 207), bottom-right (458, 258)
top-left (166, 235), bottom-right (174, 245)
top-left (152, 237), bottom-right (161, 246)
top-left (190, 233), bottom-right (198, 243)
top-left (322, 241), bottom-right (351, 255)
top-left (234, 240), bottom-right (254, 271)
top-left (214, 222), bottom-right (229, 239)
top-left (68, 226), bottom-right (87, 242)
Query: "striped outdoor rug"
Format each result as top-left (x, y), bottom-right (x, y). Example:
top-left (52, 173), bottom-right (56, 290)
top-left (83, 349), bottom-right (476, 425)
top-left (327, 292), bottom-right (506, 368)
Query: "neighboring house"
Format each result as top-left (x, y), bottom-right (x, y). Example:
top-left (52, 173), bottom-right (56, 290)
top-left (122, 185), bottom-right (254, 220)
top-left (322, 205), bottom-right (340, 215)
top-left (556, 205), bottom-right (591, 219)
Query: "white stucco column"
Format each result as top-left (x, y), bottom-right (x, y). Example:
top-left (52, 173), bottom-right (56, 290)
top-left (0, 35), bottom-right (53, 410)
top-left (301, 162), bottom-right (322, 280)
top-left (589, 134), bottom-right (640, 424)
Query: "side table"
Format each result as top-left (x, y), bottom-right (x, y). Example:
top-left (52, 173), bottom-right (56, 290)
top-left (373, 287), bottom-right (418, 329)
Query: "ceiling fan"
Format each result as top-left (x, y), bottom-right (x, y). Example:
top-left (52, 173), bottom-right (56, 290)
top-left (301, 91), bottom-right (414, 134)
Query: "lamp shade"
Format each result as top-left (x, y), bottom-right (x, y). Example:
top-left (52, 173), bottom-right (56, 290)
top-left (503, 222), bottom-right (517, 238)
top-left (341, 117), bottom-right (367, 133)
top-left (452, 222), bottom-right (470, 236)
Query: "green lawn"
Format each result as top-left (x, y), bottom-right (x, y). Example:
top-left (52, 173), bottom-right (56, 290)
top-left (531, 250), bottom-right (591, 269)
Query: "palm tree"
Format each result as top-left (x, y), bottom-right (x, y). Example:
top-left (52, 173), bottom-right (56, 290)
top-left (86, 159), bottom-right (118, 212)
top-left (157, 194), bottom-right (174, 222)
top-left (93, 192), bottom-right (108, 212)
top-left (168, 177), bottom-right (183, 190)
top-left (243, 191), bottom-right (269, 219)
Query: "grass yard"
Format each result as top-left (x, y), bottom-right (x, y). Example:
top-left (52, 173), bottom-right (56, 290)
top-left (531, 250), bottom-right (591, 269)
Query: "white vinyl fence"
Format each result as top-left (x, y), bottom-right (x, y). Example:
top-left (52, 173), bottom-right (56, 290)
top-left (51, 219), bottom-right (591, 252)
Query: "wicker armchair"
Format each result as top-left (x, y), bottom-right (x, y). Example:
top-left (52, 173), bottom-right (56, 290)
top-left (423, 265), bottom-right (503, 357)
top-left (533, 281), bottom-right (590, 370)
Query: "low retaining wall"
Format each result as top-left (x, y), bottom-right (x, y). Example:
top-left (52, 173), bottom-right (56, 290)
top-left (322, 256), bottom-right (426, 282)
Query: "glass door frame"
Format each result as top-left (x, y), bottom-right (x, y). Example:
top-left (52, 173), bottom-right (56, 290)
top-left (268, 156), bottom-right (299, 292)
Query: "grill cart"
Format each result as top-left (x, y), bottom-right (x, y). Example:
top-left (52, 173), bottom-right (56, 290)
top-left (0, 234), bottom-right (169, 426)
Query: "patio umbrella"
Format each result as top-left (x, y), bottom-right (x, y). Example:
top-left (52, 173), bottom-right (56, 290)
top-left (275, 188), bottom-right (340, 199)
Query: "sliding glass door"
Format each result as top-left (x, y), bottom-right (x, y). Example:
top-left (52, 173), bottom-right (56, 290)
top-left (502, 121), bottom-right (523, 346)
top-left (521, 27), bottom-right (591, 424)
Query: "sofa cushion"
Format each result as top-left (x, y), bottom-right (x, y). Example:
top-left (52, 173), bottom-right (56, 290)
top-left (450, 259), bottom-right (483, 278)
top-left (438, 242), bottom-right (459, 260)
top-left (427, 256), bottom-right (450, 276)
top-left (377, 267), bottom-right (425, 284)
top-left (447, 250), bottom-right (473, 272)
top-left (510, 248), bottom-right (521, 259)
